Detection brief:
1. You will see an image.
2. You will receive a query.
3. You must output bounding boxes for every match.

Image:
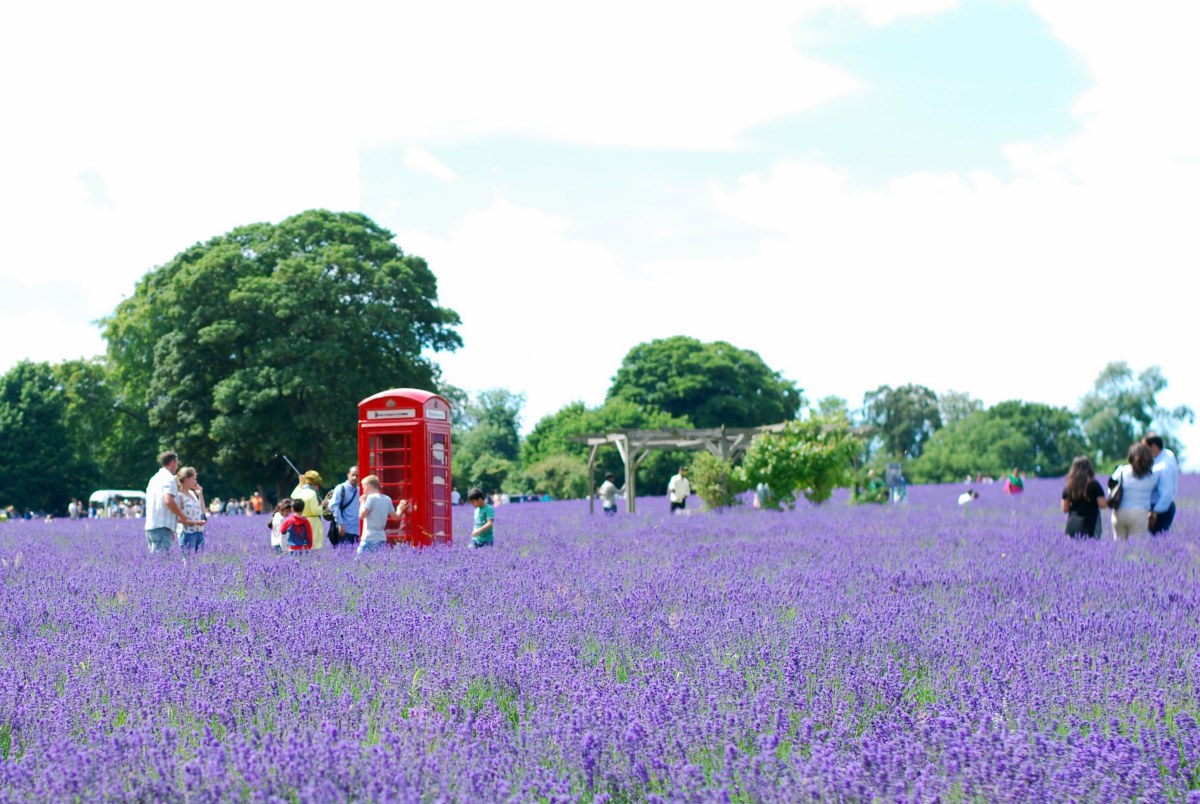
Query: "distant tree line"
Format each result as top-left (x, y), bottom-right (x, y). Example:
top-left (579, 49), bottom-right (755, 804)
top-left (0, 211), bottom-right (1191, 513)
top-left (852, 366), bottom-right (1192, 484)
top-left (0, 211), bottom-right (462, 512)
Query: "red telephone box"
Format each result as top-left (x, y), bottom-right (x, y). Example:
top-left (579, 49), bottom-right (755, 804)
top-left (357, 388), bottom-right (453, 547)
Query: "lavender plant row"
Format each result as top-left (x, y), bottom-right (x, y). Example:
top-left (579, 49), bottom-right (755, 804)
top-left (1, 478), bottom-right (1198, 801)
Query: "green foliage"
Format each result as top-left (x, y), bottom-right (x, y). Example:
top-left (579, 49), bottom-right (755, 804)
top-left (452, 389), bottom-right (524, 495)
top-left (735, 416), bottom-right (861, 509)
top-left (815, 395), bottom-right (851, 420)
top-left (52, 357), bottom-right (155, 491)
top-left (852, 469), bottom-right (890, 505)
top-left (458, 453), bottom-right (515, 495)
top-left (909, 401), bottom-right (1088, 482)
top-left (521, 398), bottom-right (691, 494)
top-left (938, 389), bottom-right (984, 427)
top-left (861, 384), bottom-right (942, 459)
top-left (607, 336), bottom-right (802, 428)
top-left (0, 362), bottom-right (86, 512)
top-left (457, 389), bottom-right (523, 462)
top-left (522, 454), bottom-right (590, 499)
top-left (1077, 362), bottom-right (1194, 463)
top-left (689, 453), bottom-right (744, 511)
top-left (101, 210), bottom-right (461, 495)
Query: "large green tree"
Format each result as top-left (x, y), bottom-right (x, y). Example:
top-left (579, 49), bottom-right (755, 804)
top-left (607, 336), bottom-right (802, 428)
top-left (908, 401), bottom-right (1087, 482)
top-left (102, 210), bottom-right (461, 495)
top-left (861, 384), bottom-right (942, 460)
top-left (1078, 362), bottom-right (1194, 463)
top-left (0, 361), bottom-right (88, 512)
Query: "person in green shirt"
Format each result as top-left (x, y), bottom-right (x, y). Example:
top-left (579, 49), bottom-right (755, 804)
top-left (467, 487), bottom-right (494, 549)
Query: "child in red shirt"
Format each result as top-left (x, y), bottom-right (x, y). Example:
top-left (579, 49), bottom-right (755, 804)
top-left (281, 497), bottom-right (313, 552)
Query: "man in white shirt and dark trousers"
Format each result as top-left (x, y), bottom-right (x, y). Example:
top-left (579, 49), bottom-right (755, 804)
top-left (598, 473), bottom-right (620, 515)
top-left (144, 450), bottom-right (186, 553)
top-left (329, 465), bottom-right (361, 547)
top-left (668, 467), bottom-right (690, 513)
top-left (1144, 434), bottom-right (1178, 535)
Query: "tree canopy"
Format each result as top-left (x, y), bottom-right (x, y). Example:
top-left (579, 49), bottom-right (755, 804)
top-left (735, 415), bottom-right (861, 508)
top-left (607, 336), bottom-right (802, 428)
top-left (938, 390), bottom-right (984, 427)
top-left (453, 389), bottom-right (524, 493)
top-left (1078, 362), bottom-right (1194, 463)
top-left (908, 401), bottom-right (1087, 482)
top-left (861, 384), bottom-right (942, 459)
top-left (102, 210), bottom-right (461, 493)
top-left (521, 398), bottom-right (691, 494)
top-left (0, 361), bottom-right (87, 512)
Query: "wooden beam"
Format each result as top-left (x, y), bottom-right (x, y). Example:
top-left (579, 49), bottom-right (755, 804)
top-left (616, 434), bottom-right (636, 514)
top-left (587, 443), bottom-right (599, 515)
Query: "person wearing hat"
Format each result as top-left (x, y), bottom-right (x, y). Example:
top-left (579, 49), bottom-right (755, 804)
top-left (291, 470), bottom-right (326, 549)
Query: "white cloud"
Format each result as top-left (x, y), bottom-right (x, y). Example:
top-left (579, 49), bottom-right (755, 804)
top-left (404, 147), bottom-right (456, 182)
top-left (836, 0), bottom-right (958, 26)
top-left (0, 0), bottom-right (862, 374)
top-left (0, 312), bottom-right (105, 367)
top-left (393, 198), bottom-right (631, 428)
top-left (389, 1), bottom-right (1200, 463)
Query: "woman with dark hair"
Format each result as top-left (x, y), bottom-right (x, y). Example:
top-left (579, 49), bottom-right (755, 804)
top-left (1061, 456), bottom-right (1106, 538)
top-left (1109, 443), bottom-right (1160, 539)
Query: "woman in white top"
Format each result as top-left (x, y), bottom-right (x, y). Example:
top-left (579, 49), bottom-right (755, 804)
top-left (175, 467), bottom-right (208, 551)
top-left (1109, 443), bottom-right (1160, 539)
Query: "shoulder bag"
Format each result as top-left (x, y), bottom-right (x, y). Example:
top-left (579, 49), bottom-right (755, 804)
top-left (1108, 472), bottom-right (1124, 510)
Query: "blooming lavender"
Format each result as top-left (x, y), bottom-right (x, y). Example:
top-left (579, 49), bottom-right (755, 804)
top-left (0, 477), bottom-right (1197, 801)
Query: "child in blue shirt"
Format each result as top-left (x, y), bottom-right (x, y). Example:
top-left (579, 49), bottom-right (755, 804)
top-left (467, 487), bottom-right (494, 548)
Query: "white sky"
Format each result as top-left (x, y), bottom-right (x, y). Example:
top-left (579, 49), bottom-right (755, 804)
top-left (1, 0), bottom-right (1197, 465)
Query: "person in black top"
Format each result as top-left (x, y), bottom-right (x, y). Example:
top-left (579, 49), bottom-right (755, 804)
top-left (1061, 455), bottom-right (1107, 538)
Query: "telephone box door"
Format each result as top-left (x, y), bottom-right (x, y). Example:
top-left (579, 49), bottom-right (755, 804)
top-left (429, 430), bottom-right (451, 540)
top-left (366, 429), bottom-right (414, 545)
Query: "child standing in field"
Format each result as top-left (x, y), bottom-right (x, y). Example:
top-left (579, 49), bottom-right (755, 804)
top-left (281, 498), bottom-right (313, 553)
top-left (175, 467), bottom-right (208, 552)
top-left (268, 498), bottom-right (292, 553)
top-left (468, 487), bottom-right (494, 548)
top-left (358, 474), bottom-right (407, 556)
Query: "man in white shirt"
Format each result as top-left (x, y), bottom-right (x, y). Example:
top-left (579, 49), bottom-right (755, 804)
top-left (667, 467), bottom-right (690, 513)
top-left (1144, 434), bottom-right (1179, 535)
top-left (144, 450), bottom-right (185, 553)
top-left (598, 473), bottom-right (620, 515)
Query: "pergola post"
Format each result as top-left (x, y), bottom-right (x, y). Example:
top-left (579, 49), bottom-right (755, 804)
top-left (587, 443), bottom-right (600, 515)
top-left (613, 434), bottom-right (635, 513)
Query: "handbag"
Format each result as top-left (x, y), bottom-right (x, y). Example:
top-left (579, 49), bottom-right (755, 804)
top-left (1108, 473), bottom-right (1124, 510)
top-left (320, 489), bottom-right (336, 521)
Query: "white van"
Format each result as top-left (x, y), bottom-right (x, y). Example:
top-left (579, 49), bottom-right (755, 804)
top-left (88, 490), bottom-right (147, 518)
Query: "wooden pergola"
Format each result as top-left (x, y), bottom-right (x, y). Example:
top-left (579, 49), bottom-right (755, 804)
top-left (571, 424), bottom-right (788, 513)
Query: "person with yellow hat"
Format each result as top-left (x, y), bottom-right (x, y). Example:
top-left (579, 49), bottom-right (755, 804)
top-left (290, 470), bottom-right (326, 549)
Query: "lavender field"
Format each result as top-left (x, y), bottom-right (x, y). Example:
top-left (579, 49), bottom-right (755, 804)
top-left (2, 478), bottom-right (1198, 802)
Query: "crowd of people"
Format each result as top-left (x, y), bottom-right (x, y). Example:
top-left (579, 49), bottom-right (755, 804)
top-left (956, 434), bottom-right (1180, 540)
top-left (16, 435), bottom-right (1183, 552)
top-left (134, 452), bottom-right (500, 556)
top-left (1060, 434), bottom-right (1177, 539)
